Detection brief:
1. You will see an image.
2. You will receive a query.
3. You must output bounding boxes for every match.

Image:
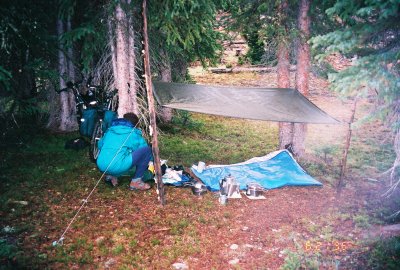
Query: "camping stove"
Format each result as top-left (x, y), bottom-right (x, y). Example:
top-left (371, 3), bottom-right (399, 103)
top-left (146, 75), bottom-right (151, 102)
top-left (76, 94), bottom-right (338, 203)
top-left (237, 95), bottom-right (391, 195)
top-left (219, 175), bottom-right (240, 198)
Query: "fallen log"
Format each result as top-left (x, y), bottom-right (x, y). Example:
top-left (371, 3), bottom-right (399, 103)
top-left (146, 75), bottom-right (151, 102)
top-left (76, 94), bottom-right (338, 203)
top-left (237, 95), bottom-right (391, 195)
top-left (210, 66), bottom-right (296, 74)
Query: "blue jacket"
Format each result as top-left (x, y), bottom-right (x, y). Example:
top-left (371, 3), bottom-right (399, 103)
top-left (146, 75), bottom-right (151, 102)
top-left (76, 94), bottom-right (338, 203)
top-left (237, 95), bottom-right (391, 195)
top-left (96, 119), bottom-right (148, 176)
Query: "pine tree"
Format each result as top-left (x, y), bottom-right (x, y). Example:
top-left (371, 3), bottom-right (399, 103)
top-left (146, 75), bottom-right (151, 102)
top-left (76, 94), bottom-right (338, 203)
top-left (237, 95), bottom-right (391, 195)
top-left (311, 0), bottom-right (400, 194)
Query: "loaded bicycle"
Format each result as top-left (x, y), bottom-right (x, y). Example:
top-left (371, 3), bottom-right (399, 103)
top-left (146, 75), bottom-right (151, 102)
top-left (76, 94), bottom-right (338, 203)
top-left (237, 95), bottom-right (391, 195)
top-left (57, 78), bottom-right (118, 161)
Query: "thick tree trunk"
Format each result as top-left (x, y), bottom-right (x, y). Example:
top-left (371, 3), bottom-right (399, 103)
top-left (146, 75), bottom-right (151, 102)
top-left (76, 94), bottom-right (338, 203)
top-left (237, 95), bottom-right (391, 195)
top-left (115, 0), bottom-right (137, 117)
top-left (158, 49), bottom-right (173, 122)
top-left (46, 84), bottom-right (61, 130)
top-left (108, 18), bottom-right (118, 84)
top-left (57, 18), bottom-right (76, 132)
top-left (293, 0), bottom-right (311, 157)
top-left (128, 15), bottom-right (138, 114)
top-left (277, 0), bottom-right (293, 150)
top-left (66, 16), bottom-right (78, 130)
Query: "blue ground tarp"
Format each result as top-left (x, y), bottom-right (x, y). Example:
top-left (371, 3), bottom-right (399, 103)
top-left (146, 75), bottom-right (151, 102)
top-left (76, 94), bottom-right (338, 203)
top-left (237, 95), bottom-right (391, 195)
top-left (191, 150), bottom-right (322, 191)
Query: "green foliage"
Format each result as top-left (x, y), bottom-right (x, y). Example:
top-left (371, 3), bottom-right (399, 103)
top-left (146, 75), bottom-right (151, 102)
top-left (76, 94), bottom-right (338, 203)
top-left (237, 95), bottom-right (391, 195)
top-left (366, 237), bottom-right (400, 270)
top-left (310, 0), bottom-right (400, 128)
top-left (0, 66), bottom-right (12, 92)
top-left (353, 213), bottom-right (371, 228)
top-left (0, 239), bottom-right (19, 261)
top-left (226, 1), bottom-right (303, 66)
top-left (149, 0), bottom-right (223, 70)
top-left (244, 29), bottom-right (264, 64)
top-left (314, 144), bottom-right (340, 162)
top-left (60, 1), bottom-right (108, 73)
top-left (112, 244), bottom-right (125, 255)
top-left (280, 249), bottom-right (322, 270)
top-left (281, 250), bottom-right (302, 270)
top-left (311, 61), bottom-right (336, 79)
top-left (310, 1), bottom-right (400, 197)
top-left (170, 110), bottom-right (204, 131)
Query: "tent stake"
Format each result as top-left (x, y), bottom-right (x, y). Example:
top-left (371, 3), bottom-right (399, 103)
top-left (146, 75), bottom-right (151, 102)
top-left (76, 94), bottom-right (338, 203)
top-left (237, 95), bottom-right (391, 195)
top-left (337, 98), bottom-right (357, 194)
top-left (142, 0), bottom-right (165, 205)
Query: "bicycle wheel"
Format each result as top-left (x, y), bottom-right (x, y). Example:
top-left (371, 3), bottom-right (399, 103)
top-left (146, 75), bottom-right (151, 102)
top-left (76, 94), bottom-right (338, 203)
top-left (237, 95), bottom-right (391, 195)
top-left (90, 120), bottom-right (103, 162)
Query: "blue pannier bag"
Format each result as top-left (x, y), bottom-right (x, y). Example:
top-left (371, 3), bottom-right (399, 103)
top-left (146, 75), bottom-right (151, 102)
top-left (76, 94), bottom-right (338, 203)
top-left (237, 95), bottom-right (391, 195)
top-left (103, 110), bottom-right (118, 132)
top-left (80, 108), bottom-right (98, 137)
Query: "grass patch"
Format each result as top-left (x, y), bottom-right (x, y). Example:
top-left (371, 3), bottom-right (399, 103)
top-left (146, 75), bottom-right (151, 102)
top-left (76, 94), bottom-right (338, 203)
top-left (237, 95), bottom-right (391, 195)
top-left (112, 244), bottom-right (125, 255)
top-left (160, 114), bottom-right (278, 165)
top-left (348, 136), bottom-right (395, 176)
top-left (353, 213), bottom-right (371, 229)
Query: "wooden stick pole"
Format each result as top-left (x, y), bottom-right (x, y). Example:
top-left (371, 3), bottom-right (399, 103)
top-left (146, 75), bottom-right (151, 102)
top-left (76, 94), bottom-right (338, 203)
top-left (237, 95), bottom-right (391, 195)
top-left (142, 0), bottom-right (166, 205)
top-left (337, 98), bottom-right (357, 194)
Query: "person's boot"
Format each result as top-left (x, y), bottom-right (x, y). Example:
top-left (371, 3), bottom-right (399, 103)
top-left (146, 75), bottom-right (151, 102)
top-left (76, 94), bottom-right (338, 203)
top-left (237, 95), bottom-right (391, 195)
top-left (105, 175), bottom-right (118, 187)
top-left (129, 178), bottom-right (151, 191)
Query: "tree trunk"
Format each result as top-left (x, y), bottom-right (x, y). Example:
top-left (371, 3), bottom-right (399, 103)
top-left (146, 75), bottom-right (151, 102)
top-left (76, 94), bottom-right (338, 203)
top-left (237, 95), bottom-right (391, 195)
top-left (292, 0), bottom-right (311, 157)
top-left (57, 18), bottom-right (76, 132)
top-left (66, 15), bottom-right (78, 130)
top-left (115, 0), bottom-right (137, 117)
top-left (337, 99), bottom-right (357, 194)
top-left (128, 14), bottom-right (138, 114)
top-left (158, 49), bottom-right (173, 122)
top-left (108, 18), bottom-right (118, 84)
top-left (142, 0), bottom-right (166, 205)
top-left (277, 0), bottom-right (293, 150)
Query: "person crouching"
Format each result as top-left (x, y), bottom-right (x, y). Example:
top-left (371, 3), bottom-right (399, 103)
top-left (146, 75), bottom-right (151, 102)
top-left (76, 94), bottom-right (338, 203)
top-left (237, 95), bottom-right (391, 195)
top-left (96, 112), bottom-right (152, 190)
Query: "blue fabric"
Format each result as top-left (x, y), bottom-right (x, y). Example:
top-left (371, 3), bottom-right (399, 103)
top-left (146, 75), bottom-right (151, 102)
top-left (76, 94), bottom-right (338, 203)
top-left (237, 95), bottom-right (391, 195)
top-left (96, 119), bottom-right (149, 176)
top-left (191, 150), bottom-right (322, 191)
top-left (111, 118), bottom-right (134, 128)
top-left (132, 146), bottom-right (153, 179)
top-left (103, 110), bottom-right (118, 132)
top-left (79, 109), bottom-right (97, 137)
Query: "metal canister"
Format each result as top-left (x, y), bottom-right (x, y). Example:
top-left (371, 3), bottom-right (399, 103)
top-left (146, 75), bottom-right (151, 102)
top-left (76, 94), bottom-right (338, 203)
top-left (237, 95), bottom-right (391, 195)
top-left (219, 194), bottom-right (228, 205)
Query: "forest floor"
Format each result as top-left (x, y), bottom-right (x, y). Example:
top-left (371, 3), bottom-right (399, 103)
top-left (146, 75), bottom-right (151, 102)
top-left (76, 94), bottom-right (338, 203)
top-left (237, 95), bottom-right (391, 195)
top-left (1, 66), bottom-right (400, 269)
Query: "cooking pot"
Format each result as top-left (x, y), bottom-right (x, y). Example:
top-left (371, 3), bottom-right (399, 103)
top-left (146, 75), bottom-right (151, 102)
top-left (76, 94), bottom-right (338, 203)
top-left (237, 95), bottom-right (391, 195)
top-left (191, 182), bottom-right (207, 196)
top-left (246, 183), bottom-right (264, 197)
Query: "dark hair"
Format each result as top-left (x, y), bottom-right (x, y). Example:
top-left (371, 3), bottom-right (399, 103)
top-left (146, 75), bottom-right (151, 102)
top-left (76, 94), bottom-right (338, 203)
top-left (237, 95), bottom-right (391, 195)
top-left (123, 113), bottom-right (139, 126)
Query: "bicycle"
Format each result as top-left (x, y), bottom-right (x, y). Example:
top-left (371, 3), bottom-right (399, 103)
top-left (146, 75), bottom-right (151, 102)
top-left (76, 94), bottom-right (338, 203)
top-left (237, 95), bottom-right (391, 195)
top-left (89, 86), bottom-right (118, 161)
top-left (57, 78), bottom-right (118, 161)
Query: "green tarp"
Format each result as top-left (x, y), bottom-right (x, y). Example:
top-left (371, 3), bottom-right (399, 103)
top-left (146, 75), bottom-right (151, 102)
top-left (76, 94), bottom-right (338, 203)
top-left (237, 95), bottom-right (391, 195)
top-left (153, 81), bottom-right (339, 124)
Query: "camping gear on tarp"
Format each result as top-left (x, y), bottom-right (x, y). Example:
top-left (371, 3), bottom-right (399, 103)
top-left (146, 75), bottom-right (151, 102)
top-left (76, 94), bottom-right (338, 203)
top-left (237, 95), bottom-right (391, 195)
top-left (191, 150), bottom-right (322, 191)
top-left (160, 161), bottom-right (193, 186)
top-left (219, 174), bottom-right (241, 198)
top-left (246, 182), bottom-right (265, 197)
top-left (79, 108), bottom-right (97, 137)
top-left (190, 182), bottom-right (208, 196)
top-left (197, 161), bottom-right (206, 173)
top-left (152, 81), bottom-right (339, 124)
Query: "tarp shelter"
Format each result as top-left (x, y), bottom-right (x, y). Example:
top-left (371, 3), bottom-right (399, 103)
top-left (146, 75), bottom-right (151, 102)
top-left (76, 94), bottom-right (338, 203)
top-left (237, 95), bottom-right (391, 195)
top-left (153, 81), bottom-right (339, 124)
top-left (191, 150), bottom-right (322, 191)
top-left (152, 81), bottom-right (339, 191)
